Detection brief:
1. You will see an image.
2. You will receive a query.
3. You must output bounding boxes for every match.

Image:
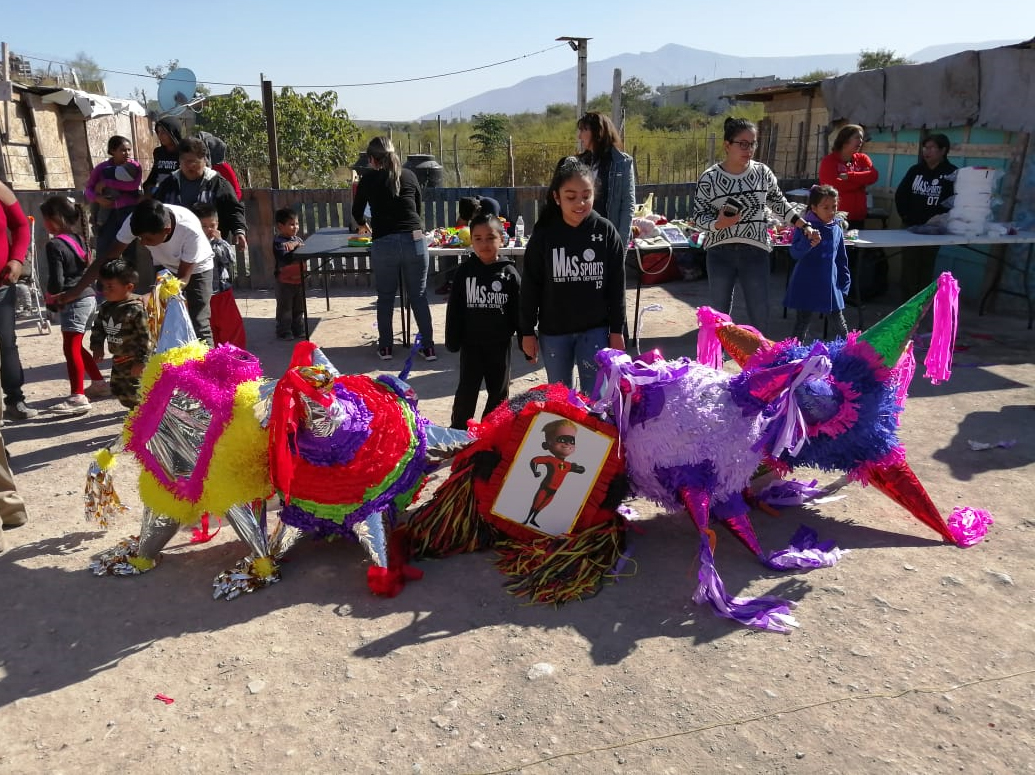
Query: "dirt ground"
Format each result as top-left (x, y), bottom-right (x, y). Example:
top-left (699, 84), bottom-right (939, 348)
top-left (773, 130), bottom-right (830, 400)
top-left (1, 271), bottom-right (1033, 775)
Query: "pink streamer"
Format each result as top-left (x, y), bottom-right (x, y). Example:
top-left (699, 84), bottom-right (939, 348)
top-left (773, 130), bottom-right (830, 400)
top-left (695, 306), bottom-right (731, 369)
top-left (923, 272), bottom-right (959, 385)
top-left (892, 343), bottom-right (917, 410)
top-left (947, 506), bottom-right (993, 547)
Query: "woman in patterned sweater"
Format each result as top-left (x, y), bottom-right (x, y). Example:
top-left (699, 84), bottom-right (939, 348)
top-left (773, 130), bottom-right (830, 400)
top-left (692, 117), bottom-right (819, 336)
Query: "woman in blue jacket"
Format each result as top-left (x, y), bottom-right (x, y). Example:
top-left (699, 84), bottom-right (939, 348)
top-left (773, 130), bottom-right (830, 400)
top-left (577, 112), bottom-right (636, 246)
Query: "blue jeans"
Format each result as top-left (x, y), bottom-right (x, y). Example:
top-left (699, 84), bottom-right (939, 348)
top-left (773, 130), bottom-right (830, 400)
top-left (0, 284), bottom-right (26, 405)
top-left (371, 231), bottom-right (434, 350)
top-left (539, 326), bottom-right (608, 396)
top-left (706, 243), bottom-right (771, 334)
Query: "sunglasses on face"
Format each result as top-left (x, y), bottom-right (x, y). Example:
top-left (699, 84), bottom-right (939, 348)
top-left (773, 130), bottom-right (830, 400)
top-left (553, 435), bottom-right (577, 445)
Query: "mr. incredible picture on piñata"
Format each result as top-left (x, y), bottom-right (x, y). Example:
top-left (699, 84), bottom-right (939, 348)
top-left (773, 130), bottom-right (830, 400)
top-left (523, 419), bottom-right (587, 529)
top-left (402, 383), bottom-right (629, 604)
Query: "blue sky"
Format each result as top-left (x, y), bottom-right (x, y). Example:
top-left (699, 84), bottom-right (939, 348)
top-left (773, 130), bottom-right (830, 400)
top-left (5, 0), bottom-right (1032, 121)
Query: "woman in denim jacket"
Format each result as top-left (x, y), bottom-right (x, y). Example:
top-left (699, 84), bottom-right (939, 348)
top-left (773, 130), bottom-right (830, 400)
top-left (577, 112), bottom-right (636, 246)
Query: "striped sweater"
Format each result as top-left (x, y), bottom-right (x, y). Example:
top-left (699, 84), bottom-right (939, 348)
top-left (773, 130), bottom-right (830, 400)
top-left (692, 160), bottom-right (802, 252)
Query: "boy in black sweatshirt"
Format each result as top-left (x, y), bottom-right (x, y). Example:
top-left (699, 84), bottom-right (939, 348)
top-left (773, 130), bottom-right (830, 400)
top-left (445, 213), bottom-right (521, 430)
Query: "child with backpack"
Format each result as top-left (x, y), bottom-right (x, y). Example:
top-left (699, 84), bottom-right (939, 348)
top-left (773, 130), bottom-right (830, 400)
top-left (40, 196), bottom-right (109, 415)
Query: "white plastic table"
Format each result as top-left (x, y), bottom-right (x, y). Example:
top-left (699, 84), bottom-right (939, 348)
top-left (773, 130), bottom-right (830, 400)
top-left (847, 229), bottom-right (1035, 329)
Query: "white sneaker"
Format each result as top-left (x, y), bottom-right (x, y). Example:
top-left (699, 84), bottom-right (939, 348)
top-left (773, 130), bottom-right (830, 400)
top-left (49, 395), bottom-right (91, 416)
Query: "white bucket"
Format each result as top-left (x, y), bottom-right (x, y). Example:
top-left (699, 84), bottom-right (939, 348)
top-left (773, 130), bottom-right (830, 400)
top-left (954, 166), bottom-right (1000, 195)
top-left (949, 204), bottom-right (992, 224)
top-left (951, 190), bottom-right (993, 209)
top-left (947, 218), bottom-right (987, 236)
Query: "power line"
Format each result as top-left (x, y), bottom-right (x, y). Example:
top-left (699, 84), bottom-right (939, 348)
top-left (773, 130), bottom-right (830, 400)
top-left (13, 43), bottom-right (569, 90)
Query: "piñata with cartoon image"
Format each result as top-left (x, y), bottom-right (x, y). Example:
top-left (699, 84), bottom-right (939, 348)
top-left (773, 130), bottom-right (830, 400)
top-left (403, 383), bottom-right (630, 603)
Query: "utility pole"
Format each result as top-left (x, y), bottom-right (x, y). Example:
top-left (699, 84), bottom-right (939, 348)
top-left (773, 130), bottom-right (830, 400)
top-left (611, 67), bottom-right (623, 140)
top-left (260, 73), bottom-right (280, 189)
top-left (557, 36), bottom-right (591, 126)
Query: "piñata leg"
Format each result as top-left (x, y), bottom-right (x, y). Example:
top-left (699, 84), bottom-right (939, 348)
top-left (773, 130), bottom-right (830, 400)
top-left (90, 507), bottom-right (181, 576)
top-left (214, 500), bottom-right (302, 600)
top-left (679, 486), bottom-right (799, 633)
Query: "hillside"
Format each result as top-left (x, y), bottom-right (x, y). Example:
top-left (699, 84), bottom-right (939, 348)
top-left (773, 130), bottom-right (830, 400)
top-left (422, 39), bottom-right (1021, 120)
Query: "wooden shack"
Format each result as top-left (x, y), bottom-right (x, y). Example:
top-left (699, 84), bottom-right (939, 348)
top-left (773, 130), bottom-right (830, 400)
top-left (0, 83), bottom-right (154, 191)
top-left (730, 39), bottom-right (1035, 311)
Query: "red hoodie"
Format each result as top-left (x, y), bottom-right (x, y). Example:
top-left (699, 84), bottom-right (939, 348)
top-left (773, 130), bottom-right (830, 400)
top-left (819, 151), bottom-right (878, 222)
top-left (1, 198), bottom-right (31, 272)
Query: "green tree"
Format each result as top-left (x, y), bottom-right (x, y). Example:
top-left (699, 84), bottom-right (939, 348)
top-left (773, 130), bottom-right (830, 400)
top-left (620, 76), bottom-right (654, 115)
top-left (545, 103), bottom-right (576, 121)
top-left (198, 87), bottom-right (359, 188)
top-left (470, 113), bottom-right (510, 159)
top-left (68, 52), bottom-right (105, 93)
top-left (857, 49), bottom-right (912, 70)
top-left (795, 69), bottom-right (839, 81)
top-left (587, 93), bottom-right (611, 113)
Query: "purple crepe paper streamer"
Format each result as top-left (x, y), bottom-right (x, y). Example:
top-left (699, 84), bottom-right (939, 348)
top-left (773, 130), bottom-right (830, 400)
top-left (756, 478), bottom-right (825, 508)
top-left (397, 334), bottom-right (422, 381)
top-left (691, 534), bottom-right (799, 633)
top-left (765, 525), bottom-right (846, 571)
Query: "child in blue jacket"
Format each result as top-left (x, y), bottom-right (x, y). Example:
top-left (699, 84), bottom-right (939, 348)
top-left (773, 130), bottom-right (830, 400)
top-left (783, 184), bottom-right (850, 342)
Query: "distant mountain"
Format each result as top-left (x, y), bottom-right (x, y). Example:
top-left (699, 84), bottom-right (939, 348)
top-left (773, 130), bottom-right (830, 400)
top-left (908, 40), bottom-right (1022, 62)
top-left (423, 40), bottom-right (1023, 120)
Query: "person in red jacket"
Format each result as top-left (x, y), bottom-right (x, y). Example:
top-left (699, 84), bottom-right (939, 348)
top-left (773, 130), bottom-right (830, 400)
top-left (819, 124), bottom-right (878, 229)
top-left (0, 182), bottom-right (37, 420)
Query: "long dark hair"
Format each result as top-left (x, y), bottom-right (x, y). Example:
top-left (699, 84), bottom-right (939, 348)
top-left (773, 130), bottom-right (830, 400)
top-left (40, 195), bottom-right (89, 238)
top-left (535, 156), bottom-right (594, 229)
top-left (577, 111), bottom-right (623, 159)
top-left (366, 136), bottom-right (401, 196)
top-left (832, 124), bottom-right (864, 152)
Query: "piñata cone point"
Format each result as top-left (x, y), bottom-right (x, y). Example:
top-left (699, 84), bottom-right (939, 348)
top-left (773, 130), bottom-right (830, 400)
top-left (865, 456), bottom-right (954, 543)
top-left (716, 325), bottom-right (772, 368)
top-left (858, 279), bottom-right (938, 368)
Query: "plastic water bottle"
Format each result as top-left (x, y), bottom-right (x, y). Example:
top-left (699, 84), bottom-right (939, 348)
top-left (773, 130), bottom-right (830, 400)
top-left (515, 216), bottom-right (525, 246)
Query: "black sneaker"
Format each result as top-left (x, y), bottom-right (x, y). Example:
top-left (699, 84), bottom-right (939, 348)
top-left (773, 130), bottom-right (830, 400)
top-left (378, 346), bottom-right (393, 361)
top-left (5, 401), bottom-right (37, 421)
top-left (420, 346), bottom-right (438, 362)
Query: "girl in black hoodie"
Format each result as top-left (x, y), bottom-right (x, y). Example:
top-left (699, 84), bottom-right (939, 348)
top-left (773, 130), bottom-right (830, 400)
top-left (142, 116), bottom-right (184, 195)
top-left (519, 157), bottom-right (626, 395)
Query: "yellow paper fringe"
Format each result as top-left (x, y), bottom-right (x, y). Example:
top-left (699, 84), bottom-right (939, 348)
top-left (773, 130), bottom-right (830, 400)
top-left (136, 378), bottom-right (269, 525)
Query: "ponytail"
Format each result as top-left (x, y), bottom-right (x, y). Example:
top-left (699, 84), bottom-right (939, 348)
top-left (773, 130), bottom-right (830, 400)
top-left (535, 155), bottom-right (593, 230)
top-left (40, 195), bottom-right (88, 239)
top-left (367, 136), bottom-right (402, 196)
top-left (723, 116), bottom-right (756, 142)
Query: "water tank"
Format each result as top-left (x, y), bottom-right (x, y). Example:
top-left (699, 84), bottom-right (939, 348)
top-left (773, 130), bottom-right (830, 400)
top-left (351, 152), bottom-right (374, 177)
top-left (403, 154), bottom-right (444, 188)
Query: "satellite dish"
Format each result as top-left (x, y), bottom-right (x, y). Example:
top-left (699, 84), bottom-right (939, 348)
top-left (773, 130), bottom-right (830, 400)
top-left (156, 68), bottom-right (199, 116)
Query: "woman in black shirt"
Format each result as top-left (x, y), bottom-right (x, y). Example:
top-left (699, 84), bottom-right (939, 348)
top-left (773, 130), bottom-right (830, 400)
top-left (352, 137), bottom-right (437, 361)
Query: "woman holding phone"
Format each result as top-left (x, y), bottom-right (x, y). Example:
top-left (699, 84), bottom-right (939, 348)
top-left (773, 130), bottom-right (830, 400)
top-left (692, 117), bottom-right (819, 335)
